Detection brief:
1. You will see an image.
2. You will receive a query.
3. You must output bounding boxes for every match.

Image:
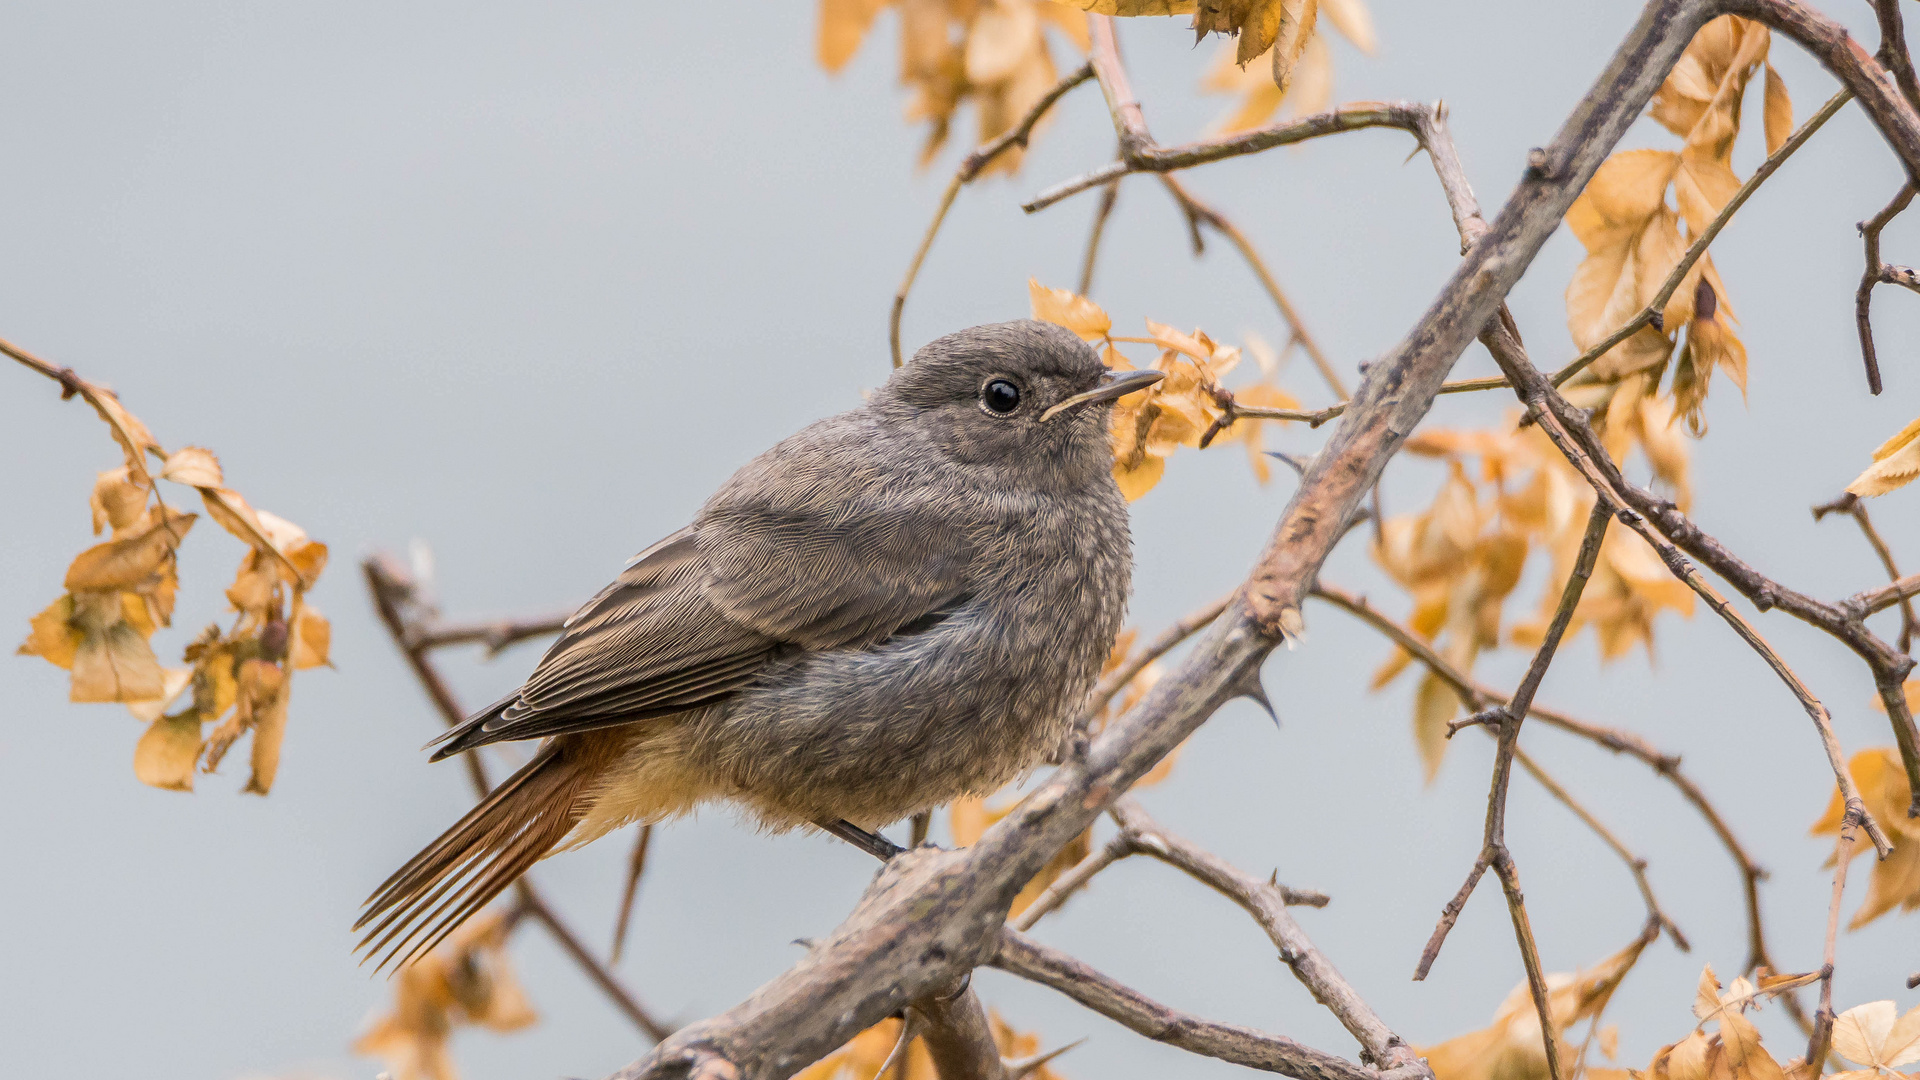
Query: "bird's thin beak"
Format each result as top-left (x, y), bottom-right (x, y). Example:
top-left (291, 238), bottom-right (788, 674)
top-left (1039, 368), bottom-right (1165, 422)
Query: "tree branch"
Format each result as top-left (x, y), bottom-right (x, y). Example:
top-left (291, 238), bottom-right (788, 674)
top-left (992, 931), bottom-right (1421, 1080)
top-left (1814, 493), bottom-right (1917, 652)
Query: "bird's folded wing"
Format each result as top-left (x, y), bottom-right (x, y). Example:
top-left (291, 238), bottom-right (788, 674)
top-left (429, 527), bottom-right (779, 757)
top-left (432, 435), bottom-right (982, 757)
top-left (696, 476), bottom-right (977, 649)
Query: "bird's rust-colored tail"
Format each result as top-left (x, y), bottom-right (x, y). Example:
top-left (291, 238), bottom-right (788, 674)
top-left (356, 737), bottom-right (616, 971)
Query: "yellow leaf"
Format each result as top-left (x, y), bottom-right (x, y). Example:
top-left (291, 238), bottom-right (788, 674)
top-left (1318, 0), bottom-right (1373, 52)
top-left (1036, 2), bottom-right (1092, 52)
top-left (133, 711), bottom-right (203, 791)
top-left (1114, 453), bottom-right (1164, 500)
top-left (1052, 0), bottom-right (1198, 14)
top-left (128, 667), bottom-right (192, 723)
top-left (355, 910), bottom-right (541, 1080)
top-left (1566, 150), bottom-right (1681, 251)
top-left (1028, 278), bottom-right (1112, 341)
top-left (1763, 64), bottom-right (1791, 154)
top-left (68, 589), bottom-right (167, 703)
top-left (63, 506), bottom-right (195, 592)
top-left (243, 665), bottom-right (290, 795)
top-left (816, 0), bottom-right (888, 73)
top-left (89, 466), bottom-right (149, 535)
top-left (1413, 670), bottom-right (1458, 783)
top-left (967, 0), bottom-right (1041, 87)
top-left (1422, 935), bottom-right (1651, 1080)
top-left (1849, 417), bottom-right (1920, 497)
top-left (293, 607), bottom-right (332, 670)
top-left (1265, 0), bottom-right (1317, 93)
top-left (18, 595), bottom-right (82, 670)
top-left (156, 445), bottom-right (224, 488)
top-left (85, 388), bottom-right (162, 478)
top-left (1813, 747), bottom-right (1920, 927)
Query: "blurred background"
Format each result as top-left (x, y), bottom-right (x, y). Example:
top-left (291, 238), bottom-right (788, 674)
top-left (3, 2), bottom-right (1918, 1078)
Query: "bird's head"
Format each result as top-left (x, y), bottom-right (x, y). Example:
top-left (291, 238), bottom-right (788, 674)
top-left (877, 320), bottom-right (1162, 484)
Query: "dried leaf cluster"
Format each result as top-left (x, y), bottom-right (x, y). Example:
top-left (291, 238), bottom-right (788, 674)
top-left (1371, 380), bottom-right (1693, 779)
top-left (1029, 278), bottom-right (1300, 499)
top-left (17, 385), bottom-right (330, 793)
top-left (1194, 0), bottom-right (1375, 133)
top-left (816, 0), bottom-right (1091, 172)
top-left (354, 910), bottom-right (539, 1080)
top-left (1565, 15), bottom-right (1791, 435)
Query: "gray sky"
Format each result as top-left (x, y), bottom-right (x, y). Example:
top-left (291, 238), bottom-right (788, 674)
top-left (4, 3), bottom-right (1918, 1079)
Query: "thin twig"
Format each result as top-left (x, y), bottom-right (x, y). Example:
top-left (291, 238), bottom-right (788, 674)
top-left (361, 554), bottom-right (673, 1042)
top-left (888, 62), bottom-right (1095, 368)
top-left (1513, 748), bottom-right (1690, 950)
top-left (993, 931), bottom-right (1428, 1080)
top-left (1078, 176), bottom-right (1121, 297)
top-left (411, 611), bottom-right (571, 655)
top-left (1857, 183), bottom-right (1918, 395)
top-left (1806, 804), bottom-right (1862, 1070)
top-left (1814, 493), bottom-right (1918, 652)
top-left (1087, 592), bottom-right (1235, 719)
top-left (1553, 88), bottom-right (1852, 388)
top-left (611, 824), bottom-right (654, 964)
top-left (1417, 502), bottom-right (1609, 1080)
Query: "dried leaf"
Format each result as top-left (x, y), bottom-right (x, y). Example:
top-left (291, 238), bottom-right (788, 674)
top-left (817, 0), bottom-right (889, 72)
top-left (1812, 747), bottom-right (1920, 928)
top-left (1029, 278), bottom-right (1112, 340)
top-left (355, 910), bottom-right (539, 1080)
top-left (64, 506), bottom-right (195, 592)
top-left (127, 667), bottom-right (192, 723)
top-left (1318, 0), bottom-right (1373, 52)
top-left (1762, 64), bottom-right (1791, 154)
top-left (1847, 417), bottom-right (1920, 498)
top-left (133, 711), bottom-right (203, 792)
top-left (68, 590), bottom-right (167, 703)
top-left (89, 466), bottom-right (150, 535)
top-left (18, 595), bottom-right (82, 670)
top-left (156, 445), bottom-right (224, 488)
top-left (292, 607), bottom-right (332, 670)
top-left (1266, 0), bottom-right (1317, 94)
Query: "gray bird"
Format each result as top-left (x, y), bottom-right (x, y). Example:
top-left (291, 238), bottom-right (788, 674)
top-left (356, 320), bottom-right (1161, 967)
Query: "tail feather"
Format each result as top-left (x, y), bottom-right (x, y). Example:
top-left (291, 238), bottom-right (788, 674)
top-left (357, 738), bottom-right (616, 972)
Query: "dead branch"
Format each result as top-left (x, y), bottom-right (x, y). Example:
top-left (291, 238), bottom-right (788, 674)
top-left (1416, 502), bottom-right (1610, 1080)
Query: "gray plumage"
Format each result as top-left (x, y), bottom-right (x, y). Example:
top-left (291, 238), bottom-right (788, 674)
top-left (360, 320), bottom-right (1149, 966)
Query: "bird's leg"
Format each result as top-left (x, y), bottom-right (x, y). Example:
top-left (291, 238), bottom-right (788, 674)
top-left (817, 818), bottom-right (906, 861)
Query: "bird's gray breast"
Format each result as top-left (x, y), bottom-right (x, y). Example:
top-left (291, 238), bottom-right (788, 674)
top-left (687, 472), bottom-right (1132, 827)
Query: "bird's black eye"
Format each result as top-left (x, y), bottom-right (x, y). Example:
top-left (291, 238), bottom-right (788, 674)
top-left (982, 379), bottom-right (1021, 415)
